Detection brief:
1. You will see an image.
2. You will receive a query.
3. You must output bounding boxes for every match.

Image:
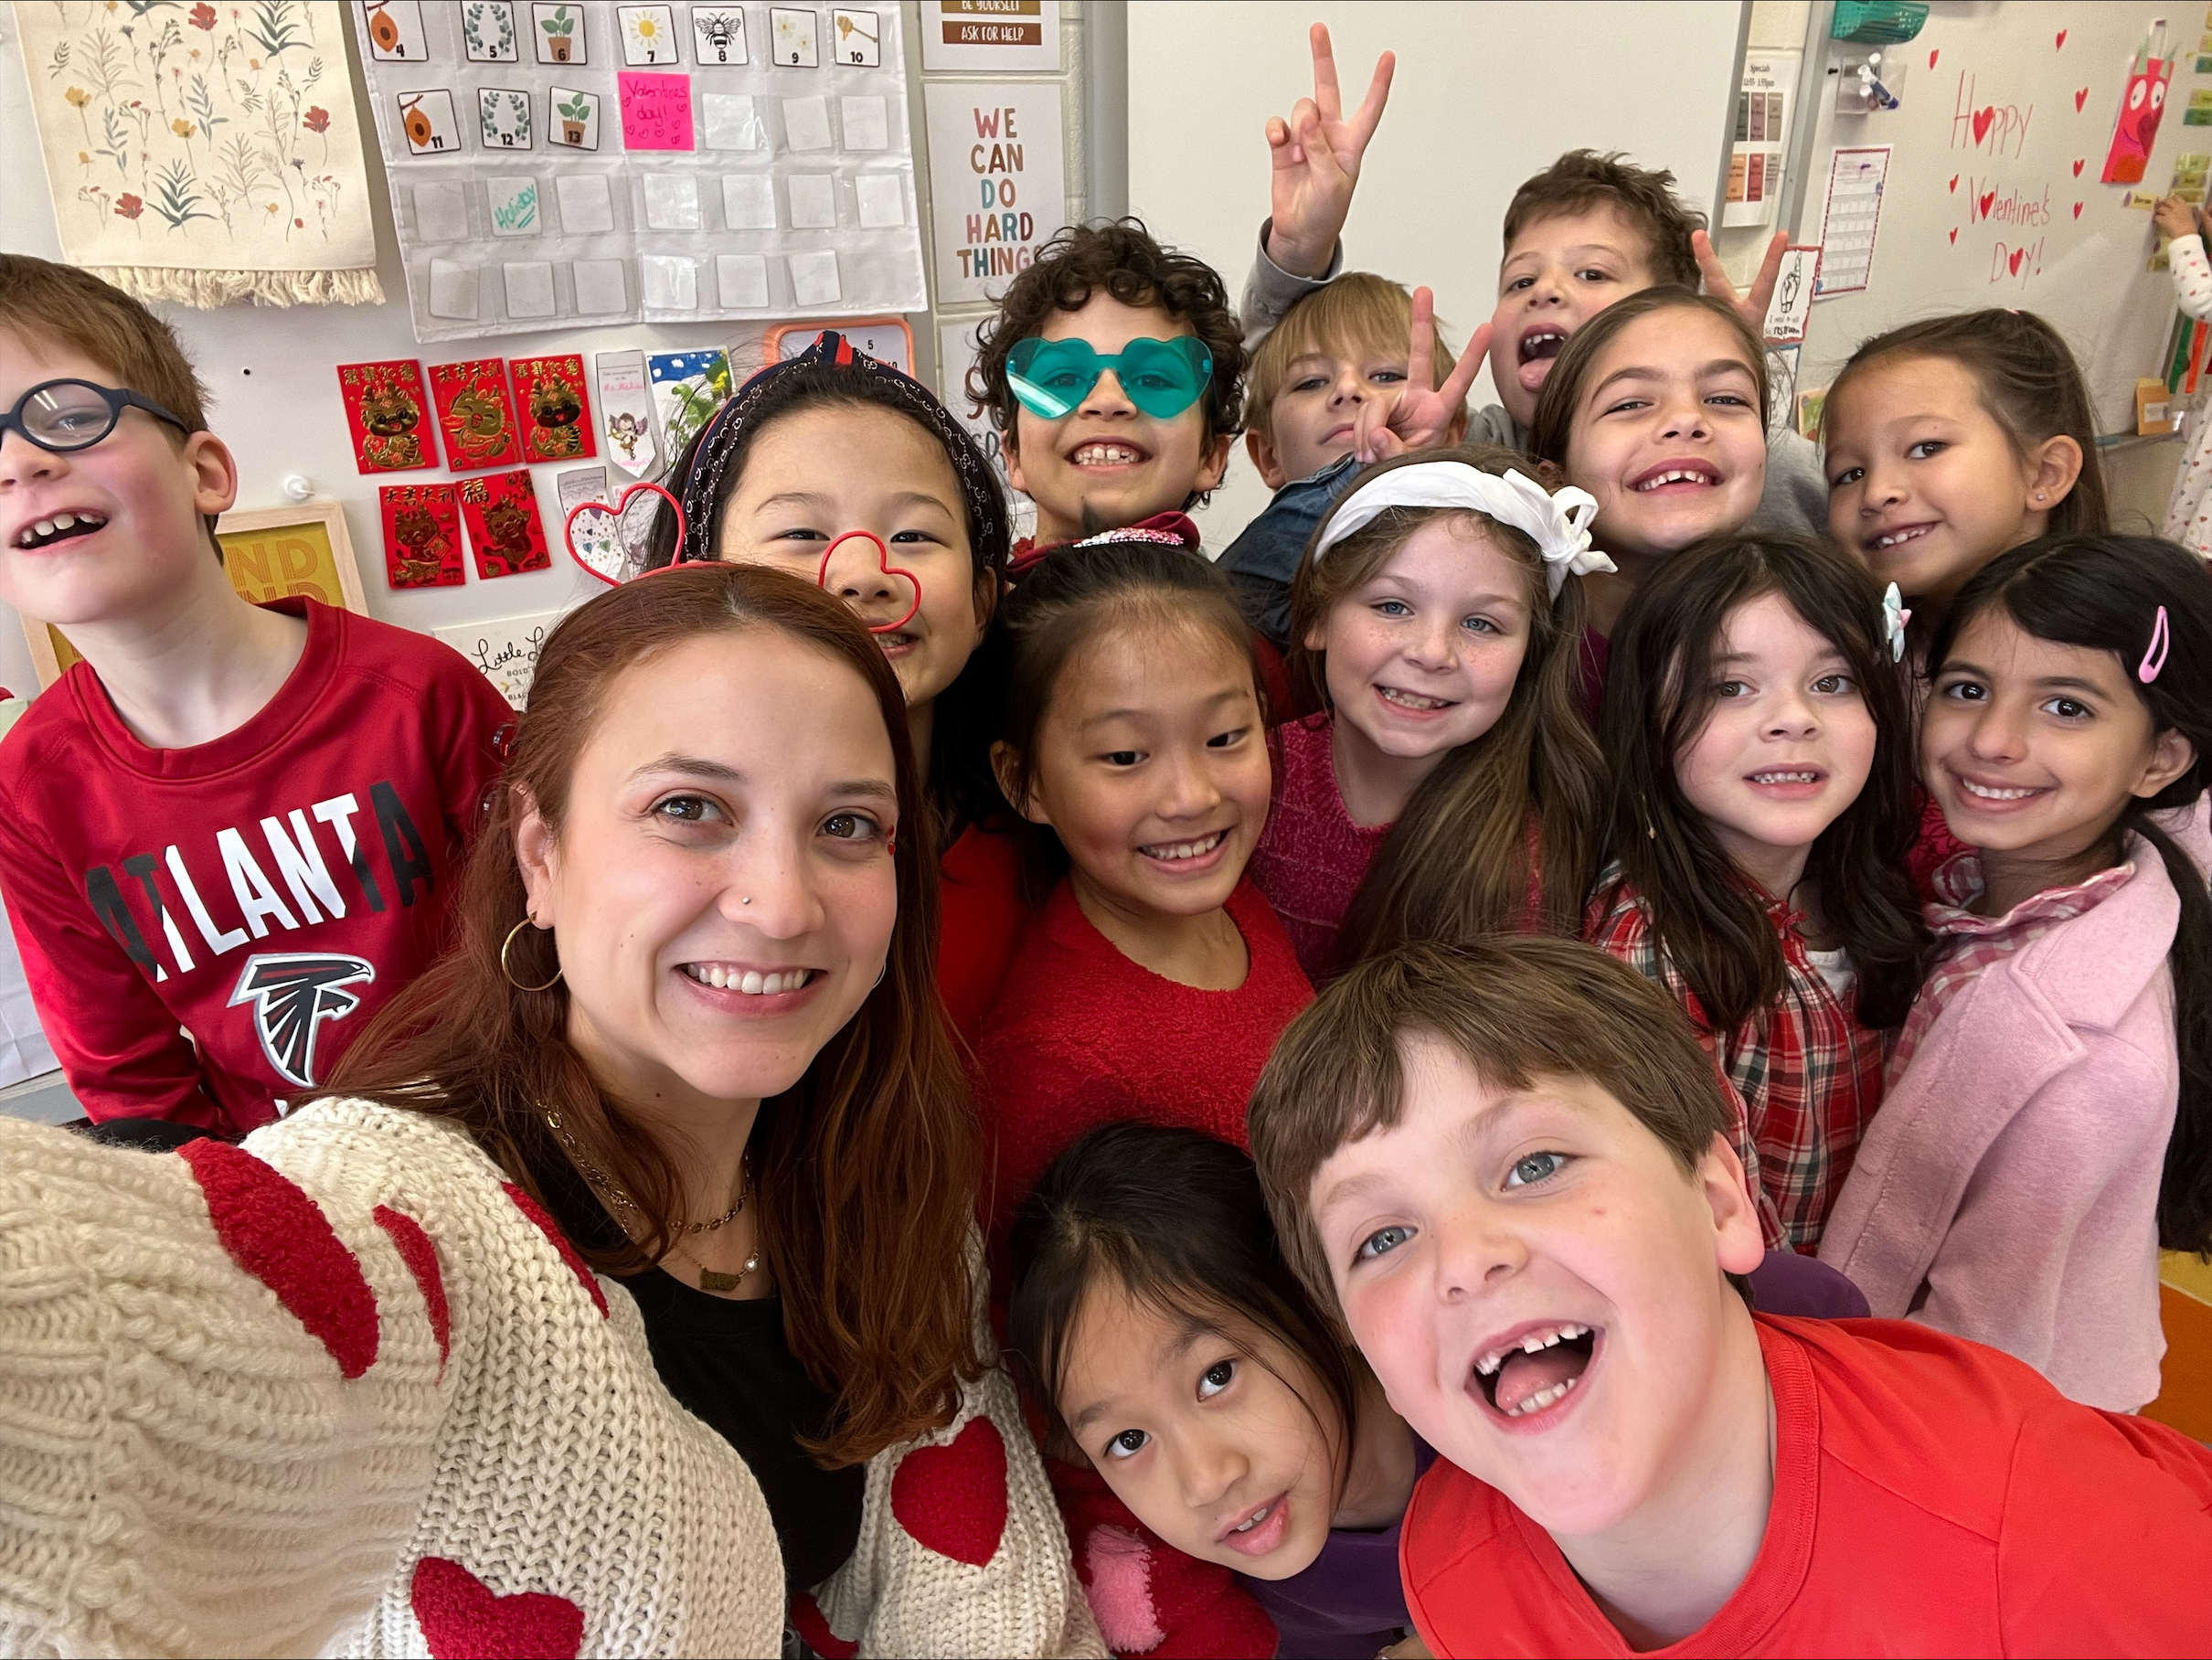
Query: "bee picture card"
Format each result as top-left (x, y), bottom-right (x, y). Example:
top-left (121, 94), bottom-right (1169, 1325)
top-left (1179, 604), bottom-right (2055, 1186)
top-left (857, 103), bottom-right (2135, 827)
top-left (693, 6), bottom-right (748, 63)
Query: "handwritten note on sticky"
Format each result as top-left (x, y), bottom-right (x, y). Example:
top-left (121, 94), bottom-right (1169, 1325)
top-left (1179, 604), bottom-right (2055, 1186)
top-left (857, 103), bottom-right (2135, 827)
top-left (618, 71), bottom-right (694, 151)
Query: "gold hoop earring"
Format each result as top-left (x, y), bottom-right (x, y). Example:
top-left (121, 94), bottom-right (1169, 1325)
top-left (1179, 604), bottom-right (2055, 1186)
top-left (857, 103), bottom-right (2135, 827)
top-left (501, 918), bottom-right (564, 992)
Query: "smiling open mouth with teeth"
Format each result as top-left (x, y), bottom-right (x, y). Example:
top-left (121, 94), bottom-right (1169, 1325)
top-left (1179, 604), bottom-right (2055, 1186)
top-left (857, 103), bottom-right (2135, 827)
top-left (1139, 828), bottom-right (1226, 863)
top-left (681, 964), bottom-right (814, 995)
top-left (1377, 686), bottom-right (1454, 711)
top-left (1519, 330), bottom-right (1567, 365)
top-left (1953, 777), bottom-right (2047, 803)
top-left (15, 511), bottom-right (108, 550)
top-left (1473, 1323), bottom-right (1597, 1418)
top-left (1069, 442), bottom-right (1146, 467)
top-left (1633, 467), bottom-right (1718, 492)
top-left (1747, 770), bottom-right (1821, 785)
top-left (1871, 525), bottom-right (1933, 550)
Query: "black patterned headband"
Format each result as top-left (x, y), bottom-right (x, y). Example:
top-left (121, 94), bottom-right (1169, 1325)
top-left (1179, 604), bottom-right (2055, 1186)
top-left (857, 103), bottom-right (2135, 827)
top-left (675, 330), bottom-right (1010, 573)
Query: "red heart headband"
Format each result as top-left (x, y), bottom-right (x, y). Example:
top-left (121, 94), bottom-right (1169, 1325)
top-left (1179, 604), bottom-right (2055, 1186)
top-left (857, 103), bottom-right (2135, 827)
top-left (817, 529), bottom-right (920, 634)
top-left (563, 483), bottom-right (687, 586)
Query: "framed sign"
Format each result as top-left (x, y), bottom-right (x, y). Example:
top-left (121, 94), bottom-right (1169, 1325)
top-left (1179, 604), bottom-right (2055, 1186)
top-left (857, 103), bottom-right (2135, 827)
top-left (23, 503), bottom-right (367, 689)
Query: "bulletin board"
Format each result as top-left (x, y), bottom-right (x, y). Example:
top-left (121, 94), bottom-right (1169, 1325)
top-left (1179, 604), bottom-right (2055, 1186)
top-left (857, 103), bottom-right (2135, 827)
top-left (353, 0), bottom-right (927, 341)
top-left (1789, 5), bottom-right (2210, 436)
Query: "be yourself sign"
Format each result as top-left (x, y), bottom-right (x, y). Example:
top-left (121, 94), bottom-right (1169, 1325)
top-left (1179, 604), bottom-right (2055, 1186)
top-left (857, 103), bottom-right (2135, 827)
top-left (923, 81), bottom-right (1066, 303)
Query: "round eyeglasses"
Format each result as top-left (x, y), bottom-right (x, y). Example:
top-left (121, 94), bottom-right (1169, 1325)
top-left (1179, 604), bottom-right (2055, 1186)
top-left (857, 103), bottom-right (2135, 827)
top-left (0, 378), bottom-right (190, 454)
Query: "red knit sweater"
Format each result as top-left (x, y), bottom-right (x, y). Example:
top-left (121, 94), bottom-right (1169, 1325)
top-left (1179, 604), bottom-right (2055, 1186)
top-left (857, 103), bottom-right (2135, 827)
top-left (1249, 712), bottom-right (1390, 982)
top-left (974, 877), bottom-right (1313, 1243)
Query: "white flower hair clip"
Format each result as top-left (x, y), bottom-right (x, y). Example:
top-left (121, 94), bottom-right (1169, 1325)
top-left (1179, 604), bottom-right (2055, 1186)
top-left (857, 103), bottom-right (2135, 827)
top-left (1310, 462), bottom-right (1616, 600)
top-left (1882, 582), bottom-right (1912, 662)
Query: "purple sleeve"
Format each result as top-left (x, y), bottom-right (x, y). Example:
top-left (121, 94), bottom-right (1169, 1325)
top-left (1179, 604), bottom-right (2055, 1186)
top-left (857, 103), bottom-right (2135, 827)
top-left (1750, 1248), bottom-right (1872, 1319)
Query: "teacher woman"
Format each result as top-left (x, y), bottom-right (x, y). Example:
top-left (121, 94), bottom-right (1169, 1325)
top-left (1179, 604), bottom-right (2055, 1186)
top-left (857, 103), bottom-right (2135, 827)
top-left (0, 565), bottom-right (1102, 1658)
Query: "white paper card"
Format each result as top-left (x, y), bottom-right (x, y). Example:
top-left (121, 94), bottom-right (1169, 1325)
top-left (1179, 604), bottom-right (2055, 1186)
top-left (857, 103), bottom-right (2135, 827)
top-left (556, 171), bottom-right (616, 233)
top-left (643, 174), bottom-right (702, 230)
top-left (642, 254), bottom-right (698, 310)
top-left (788, 174), bottom-right (835, 229)
top-left (855, 173), bottom-right (903, 228)
top-left (703, 92), bottom-right (766, 150)
top-left (723, 173), bottom-right (777, 229)
top-left (505, 261), bottom-right (558, 316)
top-left (718, 253), bottom-right (770, 307)
top-left (435, 611), bottom-right (566, 711)
top-left (840, 94), bottom-right (888, 151)
top-left (428, 259), bottom-right (478, 318)
top-left (413, 181), bottom-right (471, 241)
top-left (783, 95), bottom-right (833, 151)
top-left (573, 257), bottom-right (629, 314)
top-left (789, 249), bottom-right (840, 305)
top-left (487, 176), bottom-right (541, 237)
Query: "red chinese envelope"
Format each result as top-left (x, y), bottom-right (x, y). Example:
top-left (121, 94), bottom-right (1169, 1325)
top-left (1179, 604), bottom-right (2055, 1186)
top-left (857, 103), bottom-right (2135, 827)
top-left (378, 483), bottom-right (465, 588)
top-left (429, 358), bottom-right (525, 473)
top-left (337, 360), bottom-right (436, 474)
top-left (508, 354), bottom-right (598, 464)
top-left (458, 468), bottom-right (551, 579)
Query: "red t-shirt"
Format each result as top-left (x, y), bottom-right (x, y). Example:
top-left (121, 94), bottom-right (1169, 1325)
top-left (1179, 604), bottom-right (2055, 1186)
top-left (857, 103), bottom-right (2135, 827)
top-left (0, 600), bottom-right (513, 1134)
top-left (1399, 1315), bottom-right (2212, 1658)
top-left (973, 875), bottom-right (1313, 1245)
top-left (936, 819), bottom-right (1027, 1051)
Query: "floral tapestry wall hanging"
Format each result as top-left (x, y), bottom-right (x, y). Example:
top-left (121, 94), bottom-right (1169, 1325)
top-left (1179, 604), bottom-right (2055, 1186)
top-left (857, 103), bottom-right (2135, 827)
top-left (16, 1), bottom-right (381, 308)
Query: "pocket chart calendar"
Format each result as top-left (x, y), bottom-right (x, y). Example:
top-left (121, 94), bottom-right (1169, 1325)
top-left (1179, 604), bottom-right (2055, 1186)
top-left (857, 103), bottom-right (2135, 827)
top-left (353, 2), bottom-right (925, 341)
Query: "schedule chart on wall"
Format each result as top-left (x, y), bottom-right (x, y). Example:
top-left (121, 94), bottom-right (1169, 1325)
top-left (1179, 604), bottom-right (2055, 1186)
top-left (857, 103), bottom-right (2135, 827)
top-left (354, 2), bottom-right (926, 341)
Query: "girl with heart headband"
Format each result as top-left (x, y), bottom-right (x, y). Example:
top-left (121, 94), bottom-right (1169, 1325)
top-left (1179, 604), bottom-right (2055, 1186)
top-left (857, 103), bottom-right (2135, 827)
top-left (645, 332), bottom-right (1026, 1039)
top-left (1526, 287), bottom-right (1773, 644)
top-left (1590, 535), bottom-right (1930, 1250)
top-left (0, 564), bottom-right (1104, 1657)
top-left (1822, 534), bottom-right (2212, 1412)
top-left (1249, 444), bottom-right (1611, 983)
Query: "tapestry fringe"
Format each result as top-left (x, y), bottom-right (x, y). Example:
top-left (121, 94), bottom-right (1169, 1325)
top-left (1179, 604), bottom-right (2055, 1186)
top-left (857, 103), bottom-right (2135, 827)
top-left (87, 267), bottom-right (386, 310)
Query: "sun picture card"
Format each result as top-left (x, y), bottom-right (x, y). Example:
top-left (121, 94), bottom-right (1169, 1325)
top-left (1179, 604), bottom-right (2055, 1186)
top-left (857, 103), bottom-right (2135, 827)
top-left (509, 353), bottom-right (598, 463)
top-left (337, 359), bottom-right (437, 474)
top-left (429, 358), bottom-right (526, 473)
top-left (619, 5), bottom-right (681, 65)
top-left (378, 482), bottom-right (466, 588)
top-left (459, 468), bottom-right (553, 579)
top-left (647, 349), bottom-right (733, 461)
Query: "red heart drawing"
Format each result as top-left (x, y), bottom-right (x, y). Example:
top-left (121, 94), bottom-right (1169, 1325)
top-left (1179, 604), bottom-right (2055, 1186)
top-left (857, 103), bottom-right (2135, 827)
top-left (1973, 106), bottom-right (1994, 144)
top-left (2073, 158), bottom-right (2085, 176)
top-left (1949, 174), bottom-right (1960, 193)
top-left (410, 1558), bottom-right (583, 1660)
top-left (817, 529), bottom-right (920, 634)
top-left (1978, 190), bottom-right (1997, 219)
top-left (2055, 28), bottom-right (2067, 50)
top-left (1929, 48), bottom-right (1939, 69)
top-left (1949, 228), bottom-right (1959, 245)
top-left (2073, 201), bottom-right (2084, 218)
top-left (890, 1415), bottom-right (1008, 1568)
top-left (2076, 87), bottom-right (2089, 112)
top-left (564, 483), bottom-right (685, 586)
top-left (2009, 248), bottom-right (2026, 275)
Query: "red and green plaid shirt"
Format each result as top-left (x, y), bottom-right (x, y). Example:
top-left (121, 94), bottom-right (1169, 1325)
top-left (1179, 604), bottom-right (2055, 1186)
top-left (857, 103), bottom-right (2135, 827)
top-left (1587, 866), bottom-right (1887, 1251)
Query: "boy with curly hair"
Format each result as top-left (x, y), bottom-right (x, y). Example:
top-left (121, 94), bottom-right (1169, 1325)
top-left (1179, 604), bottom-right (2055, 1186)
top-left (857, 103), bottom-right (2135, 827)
top-left (968, 218), bottom-right (1246, 569)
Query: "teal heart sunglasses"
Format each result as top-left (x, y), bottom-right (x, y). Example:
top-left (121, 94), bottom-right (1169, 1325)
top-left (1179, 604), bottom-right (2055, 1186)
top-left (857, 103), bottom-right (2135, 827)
top-left (1005, 335), bottom-right (1213, 421)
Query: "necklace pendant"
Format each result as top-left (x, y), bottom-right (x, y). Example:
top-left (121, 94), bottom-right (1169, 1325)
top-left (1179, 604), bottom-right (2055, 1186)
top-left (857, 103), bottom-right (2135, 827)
top-left (697, 1265), bottom-right (748, 1292)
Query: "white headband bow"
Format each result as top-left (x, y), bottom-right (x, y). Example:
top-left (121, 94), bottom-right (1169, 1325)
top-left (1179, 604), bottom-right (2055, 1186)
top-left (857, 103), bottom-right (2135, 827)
top-left (1311, 463), bottom-right (1615, 599)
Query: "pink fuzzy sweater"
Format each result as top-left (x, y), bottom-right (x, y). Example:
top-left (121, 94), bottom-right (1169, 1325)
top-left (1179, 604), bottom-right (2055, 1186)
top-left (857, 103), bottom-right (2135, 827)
top-left (1248, 713), bottom-right (1389, 981)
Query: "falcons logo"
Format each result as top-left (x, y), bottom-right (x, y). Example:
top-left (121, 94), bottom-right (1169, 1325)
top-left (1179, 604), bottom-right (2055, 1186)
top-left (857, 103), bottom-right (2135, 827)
top-left (228, 952), bottom-right (377, 1090)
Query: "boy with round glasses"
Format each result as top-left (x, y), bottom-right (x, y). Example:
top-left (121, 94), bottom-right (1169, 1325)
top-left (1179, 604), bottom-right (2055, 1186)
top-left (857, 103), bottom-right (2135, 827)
top-left (0, 255), bottom-right (511, 1140)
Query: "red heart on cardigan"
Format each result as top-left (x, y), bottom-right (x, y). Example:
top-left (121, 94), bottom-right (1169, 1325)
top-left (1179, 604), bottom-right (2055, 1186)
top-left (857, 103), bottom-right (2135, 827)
top-left (789, 1592), bottom-right (859, 1659)
top-left (889, 1415), bottom-right (1007, 1568)
top-left (374, 1205), bottom-right (449, 1371)
top-left (503, 1183), bottom-right (608, 1318)
top-left (178, 1139), bottom-right (378, 1378)
top-left (410, 1558), bottom-right (583, 1660)
top-left (816, 529), bottom-right (921, 634)
top-left (565, 483), bottom-right (685, 585)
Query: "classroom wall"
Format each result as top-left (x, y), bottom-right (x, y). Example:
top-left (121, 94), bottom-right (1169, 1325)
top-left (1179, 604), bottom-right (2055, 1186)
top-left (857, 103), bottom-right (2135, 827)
top-left (1125, 0), bottom-right (1749, 548)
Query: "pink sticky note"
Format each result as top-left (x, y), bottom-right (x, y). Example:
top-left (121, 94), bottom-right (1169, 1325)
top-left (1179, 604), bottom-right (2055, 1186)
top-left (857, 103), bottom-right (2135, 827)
top-left (618, 71), bottom-right (694, 151)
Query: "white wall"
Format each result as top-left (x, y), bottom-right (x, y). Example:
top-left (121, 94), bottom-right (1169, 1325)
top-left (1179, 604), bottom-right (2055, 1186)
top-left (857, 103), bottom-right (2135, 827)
top-left (1127, 0), bottom-right (1749, 548)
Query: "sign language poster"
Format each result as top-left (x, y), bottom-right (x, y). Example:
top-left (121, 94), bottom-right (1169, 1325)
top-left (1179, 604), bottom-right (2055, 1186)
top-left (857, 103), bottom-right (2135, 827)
top-left (922, 81), bottom-right (1064, 303)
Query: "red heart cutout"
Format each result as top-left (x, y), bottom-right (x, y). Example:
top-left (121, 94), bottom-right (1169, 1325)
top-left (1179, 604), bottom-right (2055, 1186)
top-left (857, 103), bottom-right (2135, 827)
top-left (2055, 28), bottom-right (2067, 50)
top-left (2073, 201), bottom-right (2084, 218)
top-left (1973, 107), bottom-right (1994, 144)
top-left (1978, 189), bottom-right (1996, 219)
top-left (2076, 87), bottom-right (2089, 112)
top-left (565, 483), bottom-right (685, 586)
top-left (1929, 48), bottom-right (1939, 69)
top-left (2074, 158), bottom-right (2085, 176)
top-left (891, 1415), bottom-right (1008, 1568)
top-left (817, 529), bottom-right (920, 634)
top-left (410, 1558), bottom-right (583, 1660)
top-left (1949, 174), bottom-right (1960, 192)
top-left (2009, 248), bottom-right (2026, 274)
top-left (1949, 227), bottom-right (1959, 244)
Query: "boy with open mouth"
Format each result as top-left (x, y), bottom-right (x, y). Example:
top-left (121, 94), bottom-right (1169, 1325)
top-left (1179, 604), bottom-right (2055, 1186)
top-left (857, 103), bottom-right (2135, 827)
top-left (1250, 934), bottom-right (2212, 1657)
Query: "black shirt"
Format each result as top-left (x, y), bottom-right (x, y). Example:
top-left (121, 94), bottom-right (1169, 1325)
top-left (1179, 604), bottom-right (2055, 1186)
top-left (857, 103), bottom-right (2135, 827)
top-left (537, 1156), bottom-right (866, 1590)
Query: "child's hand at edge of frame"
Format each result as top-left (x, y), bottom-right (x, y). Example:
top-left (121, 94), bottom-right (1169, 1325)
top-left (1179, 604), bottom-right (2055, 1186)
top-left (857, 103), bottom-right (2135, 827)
top-left (1693, 229), bottom-right (1789, 340)
top-left (1354, 286), bottom-right (1486, 464)
top-left (1264, 23), bottom-right (1395, 280)
top-left (2154, 193), bottom-right (2197, 239)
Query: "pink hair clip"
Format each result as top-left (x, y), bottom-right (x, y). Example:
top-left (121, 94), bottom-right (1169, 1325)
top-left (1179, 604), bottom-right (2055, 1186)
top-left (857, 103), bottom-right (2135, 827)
top-left (2139, 604), bottom-right (2170, 684)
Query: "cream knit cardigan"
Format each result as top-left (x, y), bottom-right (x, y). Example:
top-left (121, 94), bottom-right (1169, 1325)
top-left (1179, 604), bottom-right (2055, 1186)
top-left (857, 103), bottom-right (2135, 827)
top-left (0, 1099), bottom-right (1106, 1659)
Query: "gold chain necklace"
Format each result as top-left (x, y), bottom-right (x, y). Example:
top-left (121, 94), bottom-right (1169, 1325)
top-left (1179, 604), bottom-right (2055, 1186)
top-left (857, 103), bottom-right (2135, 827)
top-left (543, 1111), bottom-right (760, 1292)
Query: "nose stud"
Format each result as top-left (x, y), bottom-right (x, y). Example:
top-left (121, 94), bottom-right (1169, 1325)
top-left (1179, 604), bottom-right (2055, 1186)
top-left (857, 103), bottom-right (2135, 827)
top-left (740, 897), bottom-right (750, 905)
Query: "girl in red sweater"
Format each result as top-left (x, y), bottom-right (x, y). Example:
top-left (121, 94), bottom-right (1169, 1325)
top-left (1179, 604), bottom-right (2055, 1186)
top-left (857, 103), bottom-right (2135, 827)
top-left (650, 331), bottom-right (1023, 1042)
top-left (971, 540), bottom-right (1313, 1244)
top-left (1250, 445), bottom-right (1611, 979)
